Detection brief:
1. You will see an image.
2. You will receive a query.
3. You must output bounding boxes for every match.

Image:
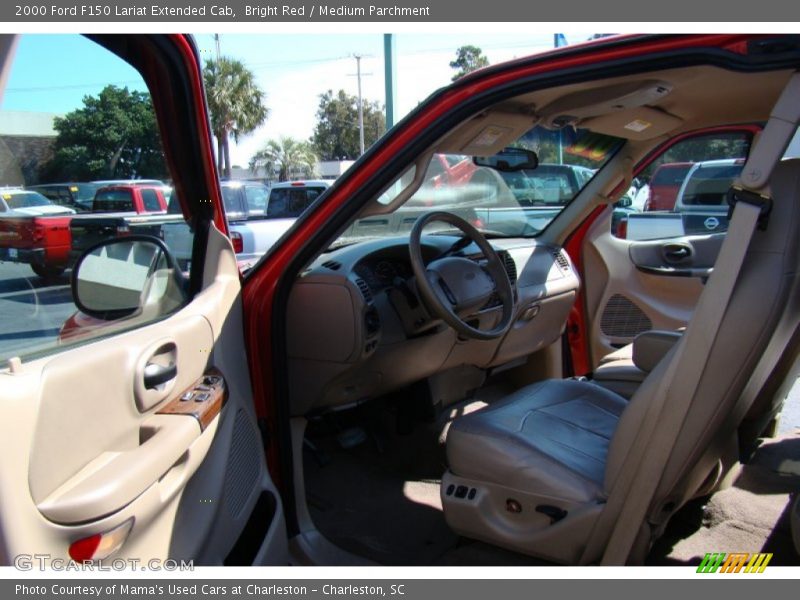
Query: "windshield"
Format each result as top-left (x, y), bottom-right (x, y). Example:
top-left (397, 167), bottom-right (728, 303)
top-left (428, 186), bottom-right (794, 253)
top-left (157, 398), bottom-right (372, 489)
top-left (74, 184), bottom-right (101, 202)
top-left (4, 192), bottom-right (51, 209)
top-left (334, 126), bottom-right (623, 246)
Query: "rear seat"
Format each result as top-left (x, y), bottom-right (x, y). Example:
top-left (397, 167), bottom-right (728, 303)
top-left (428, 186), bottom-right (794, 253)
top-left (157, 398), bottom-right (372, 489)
top-left (592, 330), bottom-right (683, 399)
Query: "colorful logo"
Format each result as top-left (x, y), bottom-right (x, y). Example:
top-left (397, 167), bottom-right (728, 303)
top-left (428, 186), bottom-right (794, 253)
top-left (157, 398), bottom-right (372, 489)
top-left (696, 552), bottom-right (773, 573)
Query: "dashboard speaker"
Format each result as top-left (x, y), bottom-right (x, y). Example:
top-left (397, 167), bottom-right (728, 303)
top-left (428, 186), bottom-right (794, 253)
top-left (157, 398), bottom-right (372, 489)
top-left (600, 294), bottom-right (652, 338)
top-left (224, 409), bottom-right (261, 519)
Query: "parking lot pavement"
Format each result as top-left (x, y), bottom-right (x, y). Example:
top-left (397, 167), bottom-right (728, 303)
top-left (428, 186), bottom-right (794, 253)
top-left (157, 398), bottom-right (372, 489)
top-left (780, 377), bottom-right (800, 434)
top-left (0, 262), bottom-right (75, 360)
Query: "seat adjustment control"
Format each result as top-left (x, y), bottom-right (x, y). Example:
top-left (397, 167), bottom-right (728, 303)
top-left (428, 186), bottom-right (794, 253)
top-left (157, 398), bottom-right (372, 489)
top-left (535, 504), bottom-right (568, 524)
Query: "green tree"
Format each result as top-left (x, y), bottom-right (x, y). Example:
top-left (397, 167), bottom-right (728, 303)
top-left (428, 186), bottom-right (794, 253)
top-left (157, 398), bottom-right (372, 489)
top-left (250, 136), bottom-right (318, 182)
top-left (449, 45), bottom-right (489, 81)
top-left (204, 57), bottom-right (269, 179)
top-left (42, 85), bottom-right (166, 181)
top-left (311, 89), bottom-right (386, 161)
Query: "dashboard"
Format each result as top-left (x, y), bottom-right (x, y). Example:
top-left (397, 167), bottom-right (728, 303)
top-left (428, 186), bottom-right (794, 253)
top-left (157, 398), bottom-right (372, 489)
top-left (286, 233), bottom-right (580, 416)
top-left (354, 257), bottom-right (414, 293)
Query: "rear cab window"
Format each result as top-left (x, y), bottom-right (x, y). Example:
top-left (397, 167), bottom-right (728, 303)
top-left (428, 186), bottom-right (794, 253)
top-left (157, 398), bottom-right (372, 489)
top-left (140, 188), bottom-right (162, 212)
top-left (244, 185), bottom-right (268, 217)
top-left (267, 185), bottom-right (326, 218)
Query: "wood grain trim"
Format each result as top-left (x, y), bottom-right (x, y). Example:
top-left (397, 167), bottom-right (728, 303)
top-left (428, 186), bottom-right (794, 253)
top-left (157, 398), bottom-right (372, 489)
top-left (156, 367), bottom-right (227, 430)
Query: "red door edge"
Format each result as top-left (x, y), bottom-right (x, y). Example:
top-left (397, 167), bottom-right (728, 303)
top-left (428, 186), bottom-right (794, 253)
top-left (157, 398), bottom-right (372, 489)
top-left (169, 34), bottom-right (228, 237)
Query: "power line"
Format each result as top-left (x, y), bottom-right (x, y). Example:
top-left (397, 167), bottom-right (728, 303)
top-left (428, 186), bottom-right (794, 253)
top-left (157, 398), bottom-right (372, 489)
top-left (5, 80), bottom-right (143, 93)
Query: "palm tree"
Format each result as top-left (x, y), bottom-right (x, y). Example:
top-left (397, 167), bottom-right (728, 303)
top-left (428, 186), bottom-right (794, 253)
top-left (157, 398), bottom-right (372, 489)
top-left (203, 57), bottom-right (269, 179)
top-left (250, 137), bottom-right (318, 182)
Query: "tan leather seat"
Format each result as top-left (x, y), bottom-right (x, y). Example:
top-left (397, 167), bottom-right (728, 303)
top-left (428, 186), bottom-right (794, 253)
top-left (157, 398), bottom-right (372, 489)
top-left (441, 159), bottom-right (800, 564)
top-left (447, 379), bottom-right (626, 502)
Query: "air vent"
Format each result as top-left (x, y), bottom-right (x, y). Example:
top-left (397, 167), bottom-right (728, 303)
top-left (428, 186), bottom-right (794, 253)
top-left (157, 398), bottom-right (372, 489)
top-left (600, 294), bottom-right (652, 338)
top-left (499, 251), bottom-right (518, 284)
top-left (322, 260), bottom-right (342, 271)
top-left (355, 278), bottom-right (373, 303)
top-left (552, 249), bottom-right (570, 270)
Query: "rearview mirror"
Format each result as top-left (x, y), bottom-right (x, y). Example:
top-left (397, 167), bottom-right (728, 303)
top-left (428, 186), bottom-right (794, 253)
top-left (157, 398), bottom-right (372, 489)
top-left (473, 147), bottom-right (539, 172)
top-left (72, 236), bottom-right (186, 320)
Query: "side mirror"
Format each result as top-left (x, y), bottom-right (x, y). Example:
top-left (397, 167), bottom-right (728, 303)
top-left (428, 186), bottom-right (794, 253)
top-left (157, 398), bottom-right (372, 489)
top-left (72, 236), bottom-right (187, 321)
top-left (473, 147), bottom-right (539, 172)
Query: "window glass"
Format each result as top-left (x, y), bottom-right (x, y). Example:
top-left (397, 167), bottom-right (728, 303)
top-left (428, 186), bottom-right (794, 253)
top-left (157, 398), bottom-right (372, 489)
top-left (333, 126), bottom-right (622, 247)
top-left (221, 185), bottom-right (243, 215)
top-left (612, 131), bottom-right (752, 240)
top-left (244, 185), bottom-right (268, 216)
top-left (4, 191), bottom-right (51, 209)
top-left (140, 188), bottom-right (161, 212)
top-left (92, 188), bottom-right (134, 212)
top-left (0, 35), bottom-right (191, 364)
top-left (267, 186), bottom-right (326, 218)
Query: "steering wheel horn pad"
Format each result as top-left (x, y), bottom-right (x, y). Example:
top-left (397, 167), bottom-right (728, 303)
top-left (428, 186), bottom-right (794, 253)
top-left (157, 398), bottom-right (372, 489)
top-left (409, 211), bottom-right (515, 340)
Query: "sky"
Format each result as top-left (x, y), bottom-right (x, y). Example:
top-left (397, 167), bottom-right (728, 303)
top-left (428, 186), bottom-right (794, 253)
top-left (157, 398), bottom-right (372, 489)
top-left (1, 32), bottom-right (592, 167)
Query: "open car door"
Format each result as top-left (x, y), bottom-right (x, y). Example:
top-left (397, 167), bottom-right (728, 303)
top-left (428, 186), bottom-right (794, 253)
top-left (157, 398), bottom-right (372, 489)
top-left (0, 35), bottom-right (287, 566)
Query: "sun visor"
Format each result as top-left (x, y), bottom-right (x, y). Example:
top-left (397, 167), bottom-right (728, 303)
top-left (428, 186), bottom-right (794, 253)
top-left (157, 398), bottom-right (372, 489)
top-left (582, 106), bottom-right (684, 140)
top-left (538, 80), bottom-right (673, 129)
top-left (436, 110), bottom-right (537, 156)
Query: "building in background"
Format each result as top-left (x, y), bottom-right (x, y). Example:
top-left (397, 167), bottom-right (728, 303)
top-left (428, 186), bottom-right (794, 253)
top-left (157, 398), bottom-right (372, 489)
top-left (0, 110), bottom-right (62, 186)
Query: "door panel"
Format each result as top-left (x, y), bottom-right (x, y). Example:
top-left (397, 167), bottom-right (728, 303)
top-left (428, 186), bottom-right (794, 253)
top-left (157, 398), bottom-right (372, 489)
top-left (0, 226), bottom-right (287, 565)
top-left (582, 127), bottom-right (756, 368)
top-left (628, 233), bottom-right (723, 278)
top-left (0, 34), bottom-right (287, 566)
top-left (583, 209), bottom-right (724, 367)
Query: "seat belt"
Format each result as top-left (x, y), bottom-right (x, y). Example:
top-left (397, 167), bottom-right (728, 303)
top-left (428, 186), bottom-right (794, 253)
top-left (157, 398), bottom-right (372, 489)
top-left (580, 72), bottom-right (800, 565)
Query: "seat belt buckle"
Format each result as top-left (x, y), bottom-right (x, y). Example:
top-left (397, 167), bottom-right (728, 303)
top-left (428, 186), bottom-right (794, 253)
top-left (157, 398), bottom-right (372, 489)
top-left (727, 186), bottom-right (773, 230)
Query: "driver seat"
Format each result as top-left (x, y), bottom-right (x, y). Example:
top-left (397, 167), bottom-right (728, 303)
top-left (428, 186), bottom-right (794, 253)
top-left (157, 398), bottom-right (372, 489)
top-left (441, 158), bottom-right (800, 564)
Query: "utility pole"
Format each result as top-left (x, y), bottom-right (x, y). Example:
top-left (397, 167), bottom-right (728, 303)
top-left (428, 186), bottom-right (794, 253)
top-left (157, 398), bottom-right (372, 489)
top-left (214, 33), bottom-right (221, 61)
top-left (384, 34), bottom-right (397, 129)
top-left (348, 54), bottom-right (373, 156)
top-left (354, 54), bottom-right (365, 156)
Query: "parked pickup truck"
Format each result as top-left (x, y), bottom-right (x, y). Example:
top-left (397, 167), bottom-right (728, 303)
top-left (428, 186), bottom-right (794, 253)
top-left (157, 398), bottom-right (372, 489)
top-left (617, 159), bottom-right (742, 241)
top-left (68, 184), bottom-right (173, 264)
top-left (0, 189), bottom-right (77, 279)
top-left (162, 179), bottom-right (330, 271)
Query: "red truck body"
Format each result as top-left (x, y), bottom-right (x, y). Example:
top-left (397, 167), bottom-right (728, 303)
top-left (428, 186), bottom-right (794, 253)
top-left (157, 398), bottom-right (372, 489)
top-left (643, 162), bottom-right (693, 211)
top-left (0, 184), bottom-right (167, 279)
top-left (0, 216), bottom-right (73, 277)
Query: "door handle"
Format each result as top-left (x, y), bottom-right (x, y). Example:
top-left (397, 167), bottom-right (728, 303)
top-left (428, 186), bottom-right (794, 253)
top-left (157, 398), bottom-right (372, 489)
top-left (143, 362), bottom-right (177, 389)
top-left (662, 244), bottom-right (692, 263)
top-left (666, 247), bottom-right (689, 259)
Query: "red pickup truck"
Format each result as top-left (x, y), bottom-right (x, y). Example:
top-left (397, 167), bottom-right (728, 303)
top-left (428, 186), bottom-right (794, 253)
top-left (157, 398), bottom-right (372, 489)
top-left (68, 184), bottom-right (169, 264)
top-left (0, 183), bottom-right (167, 280)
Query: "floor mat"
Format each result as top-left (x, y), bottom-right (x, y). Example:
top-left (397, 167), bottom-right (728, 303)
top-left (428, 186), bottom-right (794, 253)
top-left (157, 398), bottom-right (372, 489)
top-left (304, 401), bottom-right (462, 565)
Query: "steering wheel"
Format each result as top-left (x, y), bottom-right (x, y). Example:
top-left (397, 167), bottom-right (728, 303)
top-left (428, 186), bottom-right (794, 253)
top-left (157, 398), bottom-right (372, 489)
top-left (409, 211), bottom-right (515, 341)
